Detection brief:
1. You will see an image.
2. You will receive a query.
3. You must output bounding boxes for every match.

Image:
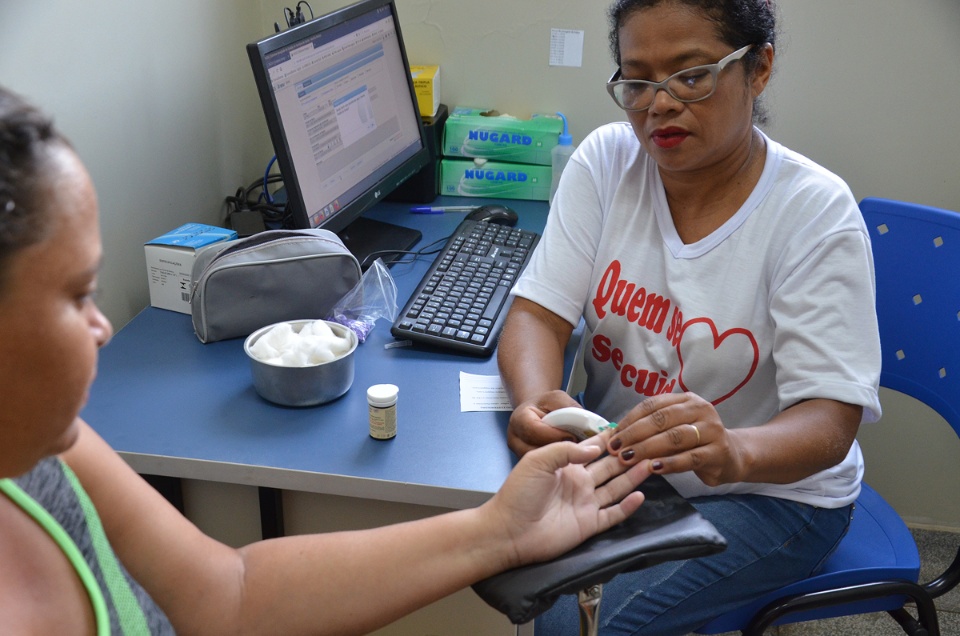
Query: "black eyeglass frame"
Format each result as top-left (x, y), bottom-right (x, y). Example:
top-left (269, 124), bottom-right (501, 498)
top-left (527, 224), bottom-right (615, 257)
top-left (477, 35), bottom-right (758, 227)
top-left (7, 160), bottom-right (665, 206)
top-left (606, 44), bottom-right (754, 112)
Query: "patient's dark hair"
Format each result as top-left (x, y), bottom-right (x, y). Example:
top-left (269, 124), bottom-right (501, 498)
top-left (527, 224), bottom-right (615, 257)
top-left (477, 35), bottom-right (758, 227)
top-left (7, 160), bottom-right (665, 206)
top-left (0, 87), bottom-right (71, 292)
top-left (608, 0), bottom-right (777, 123)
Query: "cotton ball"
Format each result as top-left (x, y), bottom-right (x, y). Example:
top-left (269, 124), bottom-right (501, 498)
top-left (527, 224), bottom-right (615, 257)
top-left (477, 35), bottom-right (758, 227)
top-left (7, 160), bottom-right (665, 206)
top-left (307, 342), bottom-right (336, 364)
top-left (293, 331), bottom-right (316, 359)
top-left (307, 319), bottom-right (335, 339)
top-left (262, 322), bottom-right (296, 350)
top-left (297, 322), bottom-right (315, 336)
top-left (298, 334), bottom-right (326, 350)
top-left (328, 331), bottom-right (352, 356)
top-left (249, 337), bottom-right (280, 362)
top-left (299, 335), bottom-right (335, 363)
top-left (279, 347), bottom-right (310, 367)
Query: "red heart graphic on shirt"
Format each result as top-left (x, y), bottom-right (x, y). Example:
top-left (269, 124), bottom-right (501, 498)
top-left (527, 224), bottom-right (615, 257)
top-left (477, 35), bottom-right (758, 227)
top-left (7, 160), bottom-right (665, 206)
top-left (676, 317), bottom-right (759, 405)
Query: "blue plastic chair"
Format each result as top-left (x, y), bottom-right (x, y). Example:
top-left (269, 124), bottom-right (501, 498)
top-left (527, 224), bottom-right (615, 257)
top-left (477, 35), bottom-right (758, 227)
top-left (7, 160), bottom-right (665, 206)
top-left (696, 197), bottom-right (960, 635)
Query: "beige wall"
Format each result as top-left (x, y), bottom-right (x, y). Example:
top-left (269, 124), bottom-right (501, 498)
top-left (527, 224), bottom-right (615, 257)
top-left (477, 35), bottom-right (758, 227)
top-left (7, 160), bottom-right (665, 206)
top-left (1, 1), bottom-right (271, 325)
top-left (3, 1), bottom-right (959, 529)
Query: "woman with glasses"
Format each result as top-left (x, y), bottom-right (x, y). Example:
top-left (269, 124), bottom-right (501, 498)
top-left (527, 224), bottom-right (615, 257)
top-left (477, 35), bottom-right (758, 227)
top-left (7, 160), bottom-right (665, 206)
top-left (499, 1), bottom-right (882, 633)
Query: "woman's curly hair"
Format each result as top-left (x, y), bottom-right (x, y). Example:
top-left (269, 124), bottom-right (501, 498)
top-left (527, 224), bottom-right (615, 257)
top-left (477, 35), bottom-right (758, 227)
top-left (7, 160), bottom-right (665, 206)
top-left (0, 87), bottom-right (72, 291)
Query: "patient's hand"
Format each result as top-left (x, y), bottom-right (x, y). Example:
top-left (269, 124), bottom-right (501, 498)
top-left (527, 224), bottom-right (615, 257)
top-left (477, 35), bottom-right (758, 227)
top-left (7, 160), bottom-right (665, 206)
top-left (487, 439), bottom-right (650, 567)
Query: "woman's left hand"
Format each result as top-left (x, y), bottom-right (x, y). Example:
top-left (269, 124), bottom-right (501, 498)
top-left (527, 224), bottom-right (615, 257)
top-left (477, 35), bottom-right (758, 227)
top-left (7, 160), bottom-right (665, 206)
top-left (606, 392), bottom-right (744, 486)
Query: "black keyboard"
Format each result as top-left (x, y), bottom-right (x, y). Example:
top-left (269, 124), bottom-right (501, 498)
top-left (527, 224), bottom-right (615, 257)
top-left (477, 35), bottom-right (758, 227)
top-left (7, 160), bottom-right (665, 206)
top-left (391, 219), bottom-right (540, 356)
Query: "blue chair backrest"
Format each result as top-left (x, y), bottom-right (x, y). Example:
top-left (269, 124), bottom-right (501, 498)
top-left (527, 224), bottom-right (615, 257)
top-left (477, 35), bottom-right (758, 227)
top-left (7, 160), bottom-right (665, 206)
top-left (860, 197), bottom-right (960, 439)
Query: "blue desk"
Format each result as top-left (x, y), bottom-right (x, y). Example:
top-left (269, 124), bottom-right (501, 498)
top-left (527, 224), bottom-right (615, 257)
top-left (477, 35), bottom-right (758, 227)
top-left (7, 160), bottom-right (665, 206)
top-left (83, 198), bottom-right (559, 516)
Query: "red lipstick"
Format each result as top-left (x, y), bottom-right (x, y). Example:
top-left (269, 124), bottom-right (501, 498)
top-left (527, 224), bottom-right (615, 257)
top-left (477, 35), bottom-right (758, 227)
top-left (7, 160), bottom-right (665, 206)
top-left (651, 127), bottom-right (690, 149)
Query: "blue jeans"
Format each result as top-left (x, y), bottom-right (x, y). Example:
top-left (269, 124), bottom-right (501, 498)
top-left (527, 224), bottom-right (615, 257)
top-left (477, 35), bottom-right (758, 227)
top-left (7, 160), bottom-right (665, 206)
top-left (534, 494), bottom-right (853, 636)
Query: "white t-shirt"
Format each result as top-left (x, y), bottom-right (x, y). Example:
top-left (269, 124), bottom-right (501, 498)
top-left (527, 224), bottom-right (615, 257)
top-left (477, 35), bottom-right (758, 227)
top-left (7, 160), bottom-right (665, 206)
top-left (512, 122), bottom-right (882, 508)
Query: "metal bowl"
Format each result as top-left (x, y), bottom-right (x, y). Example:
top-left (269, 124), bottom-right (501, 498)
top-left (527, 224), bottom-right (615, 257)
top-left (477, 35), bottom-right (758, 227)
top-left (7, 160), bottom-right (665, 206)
top-left (243, 319), bottom-right (358, 407)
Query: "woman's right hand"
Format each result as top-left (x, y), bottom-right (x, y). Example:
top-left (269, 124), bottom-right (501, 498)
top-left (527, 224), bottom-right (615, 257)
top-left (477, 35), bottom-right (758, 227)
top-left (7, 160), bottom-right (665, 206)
top-left (507, 390), bottom-right (583, 456)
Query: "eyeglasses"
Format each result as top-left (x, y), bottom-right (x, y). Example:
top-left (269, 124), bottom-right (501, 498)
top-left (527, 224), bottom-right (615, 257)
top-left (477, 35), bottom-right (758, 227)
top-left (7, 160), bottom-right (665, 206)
top-left (606, 45), bottom-right (753, 112)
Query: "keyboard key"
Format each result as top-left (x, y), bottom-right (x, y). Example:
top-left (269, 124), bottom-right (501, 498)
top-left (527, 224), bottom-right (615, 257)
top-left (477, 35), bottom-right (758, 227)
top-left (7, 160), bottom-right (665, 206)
top-left (481, 285), bottom-right (509, 321)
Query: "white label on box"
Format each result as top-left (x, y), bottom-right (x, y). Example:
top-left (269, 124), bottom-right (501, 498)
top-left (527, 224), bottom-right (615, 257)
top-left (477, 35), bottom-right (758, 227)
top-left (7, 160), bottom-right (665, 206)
top-left (145, 241), bottom-right (231, 314)
top-left (145, 245), bottom-right (199, 314)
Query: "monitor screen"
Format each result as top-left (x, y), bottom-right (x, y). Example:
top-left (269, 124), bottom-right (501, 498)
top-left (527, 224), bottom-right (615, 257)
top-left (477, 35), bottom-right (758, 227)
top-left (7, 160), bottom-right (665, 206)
top-left (247, 0), bottom-right (429, 266)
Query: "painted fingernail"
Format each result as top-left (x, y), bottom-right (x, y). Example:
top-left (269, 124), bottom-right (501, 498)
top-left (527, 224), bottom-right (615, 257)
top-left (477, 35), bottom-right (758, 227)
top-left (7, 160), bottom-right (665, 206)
top-left (651, 460), bottom-right (663, 471)
top-left (609, 438), bottom-right (622, 451)
top-left (622, 449), bottom-right (635, 461)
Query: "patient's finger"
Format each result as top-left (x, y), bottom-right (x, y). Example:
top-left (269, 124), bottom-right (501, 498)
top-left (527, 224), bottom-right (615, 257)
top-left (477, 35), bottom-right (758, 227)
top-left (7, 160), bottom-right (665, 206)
top-left (593, 460), bottom-right (652, 510)
top-left (596, 490), bottom-right (646, 531)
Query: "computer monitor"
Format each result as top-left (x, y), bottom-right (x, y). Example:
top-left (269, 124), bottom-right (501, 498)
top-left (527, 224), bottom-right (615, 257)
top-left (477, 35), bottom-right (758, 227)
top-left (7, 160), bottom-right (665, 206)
top-left (247, 0), bottom-right (430, 266)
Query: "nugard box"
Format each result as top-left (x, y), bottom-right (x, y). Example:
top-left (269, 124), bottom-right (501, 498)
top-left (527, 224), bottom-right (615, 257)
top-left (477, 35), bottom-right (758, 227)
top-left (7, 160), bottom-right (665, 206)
top-left (440, 158), bottom-right (551, 202)
top-left (145, 223), bottom-right (236, 314)
top-left (442, 107), bottom-right (563, 166)
top-left (410, 64), bottom-right (440, 117)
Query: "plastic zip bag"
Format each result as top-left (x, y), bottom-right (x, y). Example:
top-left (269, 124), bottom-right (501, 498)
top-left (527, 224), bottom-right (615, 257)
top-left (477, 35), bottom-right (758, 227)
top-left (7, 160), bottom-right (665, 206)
top-left (327, 258), bottom-right (398, 343)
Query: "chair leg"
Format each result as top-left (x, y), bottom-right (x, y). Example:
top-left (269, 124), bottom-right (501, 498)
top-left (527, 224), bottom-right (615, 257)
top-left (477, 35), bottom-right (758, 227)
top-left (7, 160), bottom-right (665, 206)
top-left (743, 581), bottom-right (940, 636)
top-left (889, 605), bottom-right (939, 636)
top-left (578, 584), bottom-right (603, 636)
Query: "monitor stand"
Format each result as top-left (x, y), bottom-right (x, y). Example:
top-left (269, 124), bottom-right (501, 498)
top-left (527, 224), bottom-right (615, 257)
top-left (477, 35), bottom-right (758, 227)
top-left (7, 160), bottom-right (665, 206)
top-left (336, 216), bottom-right (423, 271)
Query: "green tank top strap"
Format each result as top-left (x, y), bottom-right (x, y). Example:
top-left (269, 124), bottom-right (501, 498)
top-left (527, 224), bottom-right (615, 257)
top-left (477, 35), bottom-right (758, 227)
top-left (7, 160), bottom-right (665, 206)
top-left (1, 462), bottom-right (154, 635)
top-left (61, 463), bottom-right (153, 635)
top-left (0, 477), bottom-right (111, 636)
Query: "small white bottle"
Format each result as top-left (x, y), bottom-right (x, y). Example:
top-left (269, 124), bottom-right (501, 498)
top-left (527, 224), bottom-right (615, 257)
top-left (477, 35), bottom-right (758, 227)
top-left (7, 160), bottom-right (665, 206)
top-left (367, 384), bottom-right (398, 440)
top-left (549, 112), bottom-right (575, 205)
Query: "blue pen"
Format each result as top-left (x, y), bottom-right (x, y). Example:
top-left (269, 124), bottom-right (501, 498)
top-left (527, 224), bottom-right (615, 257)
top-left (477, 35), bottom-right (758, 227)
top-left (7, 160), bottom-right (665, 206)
top-left (409, 205), bottom-right (477, 214)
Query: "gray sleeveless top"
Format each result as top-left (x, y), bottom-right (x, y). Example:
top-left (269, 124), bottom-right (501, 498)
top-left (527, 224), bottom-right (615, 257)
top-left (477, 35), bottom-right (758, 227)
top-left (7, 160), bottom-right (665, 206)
top-left (4, 457), bottom-right (175, 635)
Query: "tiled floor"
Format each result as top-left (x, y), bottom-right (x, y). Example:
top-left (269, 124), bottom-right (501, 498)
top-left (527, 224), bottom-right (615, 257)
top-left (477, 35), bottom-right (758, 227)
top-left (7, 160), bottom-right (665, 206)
top-left (698, 527), bottom-right (960, 636)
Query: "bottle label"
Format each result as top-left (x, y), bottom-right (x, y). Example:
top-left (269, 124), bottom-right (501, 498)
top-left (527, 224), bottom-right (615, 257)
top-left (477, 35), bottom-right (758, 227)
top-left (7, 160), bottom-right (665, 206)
top-left (369, 404), bottom-right (397, 440)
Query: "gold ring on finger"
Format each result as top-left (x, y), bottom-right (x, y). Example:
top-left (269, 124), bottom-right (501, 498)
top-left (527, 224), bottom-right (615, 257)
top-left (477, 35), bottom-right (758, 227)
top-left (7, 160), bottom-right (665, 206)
top-left (689, 424), bottom-right (701, 447)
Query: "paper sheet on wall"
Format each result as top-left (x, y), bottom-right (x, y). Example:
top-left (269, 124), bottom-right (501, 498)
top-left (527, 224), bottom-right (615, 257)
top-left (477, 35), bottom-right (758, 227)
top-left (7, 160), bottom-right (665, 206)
top-left (549, 29), bottom-right (585, 67)
top-left (460, 372), bottom-right (513, 412)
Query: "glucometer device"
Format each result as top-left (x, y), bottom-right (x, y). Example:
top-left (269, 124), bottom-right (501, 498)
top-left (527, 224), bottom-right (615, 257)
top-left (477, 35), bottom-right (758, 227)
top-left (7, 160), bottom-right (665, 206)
top-left (542, 407), bottom-right (617, 441)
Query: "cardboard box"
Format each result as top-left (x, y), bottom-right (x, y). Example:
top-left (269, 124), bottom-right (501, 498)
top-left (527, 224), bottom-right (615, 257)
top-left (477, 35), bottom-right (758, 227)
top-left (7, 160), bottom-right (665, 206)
top-left (410, 65), bottom-right (440, 117)
top-left (145, 223), bottom-right (236, 314)
top-left (440, 158), bottom-right (551, 201)
top-left (442, 107), bottom-right (563, 166)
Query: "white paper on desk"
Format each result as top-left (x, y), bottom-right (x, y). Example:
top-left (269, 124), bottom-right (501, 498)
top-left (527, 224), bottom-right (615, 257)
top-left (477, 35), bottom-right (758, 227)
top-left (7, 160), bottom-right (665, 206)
top-left (460, 372), bottom-right (513, 412)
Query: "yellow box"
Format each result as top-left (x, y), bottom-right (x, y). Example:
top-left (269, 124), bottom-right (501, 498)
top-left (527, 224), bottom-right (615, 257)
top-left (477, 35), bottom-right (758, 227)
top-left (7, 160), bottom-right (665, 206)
top-left (410, 65), bottom-right (440, 117)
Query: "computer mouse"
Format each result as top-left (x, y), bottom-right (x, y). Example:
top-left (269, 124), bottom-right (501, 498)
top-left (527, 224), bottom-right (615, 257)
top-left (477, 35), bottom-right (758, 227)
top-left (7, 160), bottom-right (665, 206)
top-left (466, 204), bottom-right (519, 226)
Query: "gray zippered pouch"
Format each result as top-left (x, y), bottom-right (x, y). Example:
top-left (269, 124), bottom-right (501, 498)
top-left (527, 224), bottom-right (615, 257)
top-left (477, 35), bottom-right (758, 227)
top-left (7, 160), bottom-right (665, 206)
top-left (190, 229), bottom-right (361, 343)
